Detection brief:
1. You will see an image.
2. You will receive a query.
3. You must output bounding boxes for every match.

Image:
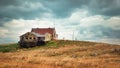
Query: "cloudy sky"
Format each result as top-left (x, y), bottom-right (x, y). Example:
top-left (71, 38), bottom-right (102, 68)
top-left (0, 0), bottom-right (120, 44)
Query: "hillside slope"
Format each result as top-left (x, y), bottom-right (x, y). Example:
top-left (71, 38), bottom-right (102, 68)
top-left (0, 40), bottom-right (120, 68)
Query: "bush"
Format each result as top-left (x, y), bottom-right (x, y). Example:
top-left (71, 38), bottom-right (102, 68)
top-left (0, 43), bottom-right (19, 52)
top-left (46, 41), bottom-right (57, 47)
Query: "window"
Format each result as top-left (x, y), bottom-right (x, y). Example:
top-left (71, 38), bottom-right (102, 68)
top-left (26, 37), bottom-right (28, 39)
top-left (29, 37), bottom-right (32, 39)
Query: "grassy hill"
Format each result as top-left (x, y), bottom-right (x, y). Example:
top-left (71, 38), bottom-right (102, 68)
top-left (0, 40), bottom-right (97, 52)
top-left (0, 40), bottom-right (120, 68)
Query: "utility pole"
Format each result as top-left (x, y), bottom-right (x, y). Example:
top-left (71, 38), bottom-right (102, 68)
top-left (72, 31), bottom-right (74, 40)
top-left (53, 20), bottom-right (55, 28)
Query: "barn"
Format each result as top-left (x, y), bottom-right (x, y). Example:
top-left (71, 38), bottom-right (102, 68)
top-left (19, 28), bottom-right (57, 48)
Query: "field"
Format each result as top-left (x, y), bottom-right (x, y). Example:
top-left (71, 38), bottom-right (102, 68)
top-left (0, 40), bottom-right (120, 68)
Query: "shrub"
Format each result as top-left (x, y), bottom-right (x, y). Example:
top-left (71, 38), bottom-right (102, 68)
top-left (45, 41), bottom-right (57, 47)
top-left (0, 43), bottom-right (19, 52)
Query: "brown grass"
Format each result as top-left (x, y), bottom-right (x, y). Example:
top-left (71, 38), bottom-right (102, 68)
top-left (0, 40), bottom-right (120, 68)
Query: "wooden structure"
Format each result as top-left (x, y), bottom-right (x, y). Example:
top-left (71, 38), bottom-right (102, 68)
top-left (31, 28), bottom-right (57, 40)
top-left (19, 28), bottom-right (57, 48)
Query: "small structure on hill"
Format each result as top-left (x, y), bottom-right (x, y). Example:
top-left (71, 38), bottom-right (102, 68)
top-left (19, 28), bottom-right (57, 48)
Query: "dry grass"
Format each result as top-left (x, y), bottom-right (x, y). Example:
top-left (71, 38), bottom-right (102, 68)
top-left (0, 40), bottom-right (120, 68)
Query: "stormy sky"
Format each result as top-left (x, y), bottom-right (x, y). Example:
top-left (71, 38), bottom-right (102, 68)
top-left (0, 0), bottom-right (120, 44)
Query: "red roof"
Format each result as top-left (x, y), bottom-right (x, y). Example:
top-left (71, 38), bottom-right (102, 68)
top-left (31, 28), bottom-right (55, 35)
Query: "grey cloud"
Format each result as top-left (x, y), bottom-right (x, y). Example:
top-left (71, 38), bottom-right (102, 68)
top-left (0, 0), bottom-right (20, 6)
top-left (78, 25), bottom-right (120, 40)
top-left (0, 0), bottom-right (49, 20)
top-left (88, 0), bottom-right (120, 16)
top-left (0, 0), bottom-right (90, 19)
top-left (40, 0), bottom-right (90, 18)
top-left (0, 0), bottom-right (119, 20)
top-left (0, 37), bottom-right (17, 44)
top-left (34, 0), bottom-right (120, 17)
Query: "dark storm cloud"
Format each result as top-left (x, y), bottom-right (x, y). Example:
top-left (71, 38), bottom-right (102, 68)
top-left (0, 0), bottom-right (49, 20)
top-left (0, 0), bottom-right (20, 6)
top-left (46, 0), bottom-right (120, 17)
top-left (0, 0), bottom-right (90, 19)
top-left (30, 0), bottom-right (120, 17)
top-left (39, 0), bottom-right (90, 18)
top-left (88, 0), bottom-right (120, 16)
top-left (0, 0), bottom-right (119, 20)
